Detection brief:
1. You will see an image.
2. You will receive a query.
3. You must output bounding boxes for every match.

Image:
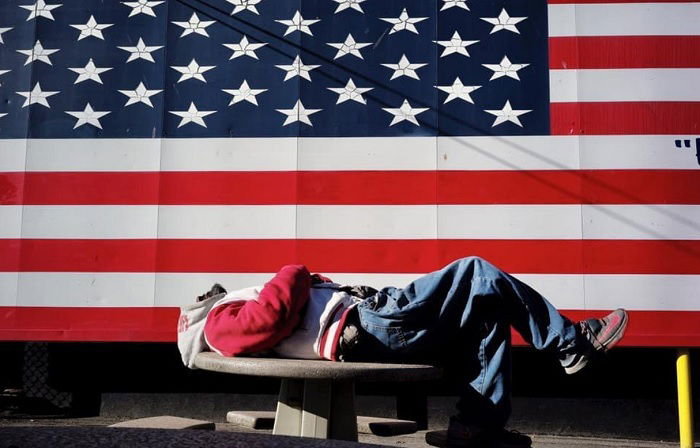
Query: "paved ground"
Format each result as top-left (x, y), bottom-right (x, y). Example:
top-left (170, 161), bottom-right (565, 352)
top-left (0, 415), bottom-right (692, 447)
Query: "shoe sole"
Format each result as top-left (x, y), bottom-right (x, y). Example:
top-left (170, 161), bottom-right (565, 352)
top-left (563, 355), bottom-right (588, 375)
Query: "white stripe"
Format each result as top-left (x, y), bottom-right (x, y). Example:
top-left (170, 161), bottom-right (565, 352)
top-left (514, 273), bottom-right (583, 309)
top-left (0, 140), bottom-right (26, 171)
top-left (0, 273), bottom-right (18, 306)
top-left (24, 139), bottom-right (161, 172)
top-left (583, 205), bottom-right (700, 240)
top-left (585, 274), bottom-right (700, 311)
top-left (16, 272), bottom-right (155, 307)
top-left (20, 206), bottom-right (159, 238)
top-left (548, 3), bottom-right (700, 37)
top-left (550, 69), bottom-right (700, 102)
top-left (440, 205), bottom-right (582, 239)
top-left (158, 205), bottom-right (296, 238)
top-left (443, 205), bottom-right (700, 240)
top-left (2, 137), bottom-right (698, 171)
top-left (298, 137), bottom-right (437, 170)
top-left (155, 273), bottom-right (274, 306)
top-left (161, 138), bottom-right (297, 171)
top-left (579, 136), bottom-right (699, 170)
top-left (297, 205), bottom-right (437, 239)
top-left (7, 205), bottom-right (700, 240)
top-left (10, 272), bottom-right (700, 311)
top-left (440, 135), bottom-right (700, 170)
top-left (0, 206), bottom-right (22, 238)
top-left (438, 136), bottom-right (580, 170)
top-left (20, 138), bottom-right (297, 172)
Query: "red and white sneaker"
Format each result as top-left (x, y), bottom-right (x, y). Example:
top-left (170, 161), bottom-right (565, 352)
top-left (563, 308), bottom-right (628, 374)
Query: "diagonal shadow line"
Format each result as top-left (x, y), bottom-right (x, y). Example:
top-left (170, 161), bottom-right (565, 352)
top-left (176, 0), bottom-right (700, 259)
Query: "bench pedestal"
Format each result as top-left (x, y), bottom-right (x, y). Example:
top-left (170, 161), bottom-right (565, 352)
top-left (274, 379), bottom-right (357, 441)
top-left (193, 353), bottom-right (441, 441)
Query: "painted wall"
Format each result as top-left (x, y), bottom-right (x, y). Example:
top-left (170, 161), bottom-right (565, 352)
top-left (0, 0), bottom-right (698, 344)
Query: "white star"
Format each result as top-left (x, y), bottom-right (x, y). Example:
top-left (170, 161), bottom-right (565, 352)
top-left (275, 55), bottom-right (320, 82)
top-left (68, 58), bottom-right (112, 84)
top-left (333, 0), bottom-right (365, 14)
top-left (276, 100), bottom-right (321, 126)
top-left (435, 77), bottom-right (480, 104)
top-left (118, 38), bottom-right (163, 63)
top-left (222, 80), bottom-right (267, 106)
top-left (484, 100), bottom-right (531, 127)
top-left (17, 40), bottom-right (59, 66)
top-left (20, 0), bottom-right (61, 21)
top-left (0, 113), bottom-right (6, 119)
top-left (118, 82), bottom-right (163, 107)
top-left (441, 0), bottom-right (469, 11)
top-left (434, 31), bottom-right (478, 58)
top-left (169, 102), bottom-right (216, 128)
top-left (70, 15), bottom-right (113, 41)
top-left (15, 83), bottom-right (59, 108)
top-left (482, 55), bottom-right (529, 81)
top-left (481, 8), bottom-right (527, 34)
top-left (121, 0), bottom-right (164, 17)
top-left (382, 99), bottom-right (428, 126)
top-left (223, 35), bottom-right (267, 60)
top-left (227, 0), bottom-right (262, 15)
top-left (327, 34), bottom-right (371, 60)
top-left (172, 13), bottom-right (215, 38)
top-left (65, 103), bottom-right (110, 129)
top-left (380, 8), bottom-right (428, 35)
top-left (327, 78), bottom-right (373, 105)
top-left (0, 69), bottom-right (10, 87)
top-left (0, 28), bottom-right (13, 44)
top-left (275, 11), bottom-right (320, 36)
top-left (381, 54), bottom-right (427, 81)
top-left (170, 59), bottom-right (215, 83)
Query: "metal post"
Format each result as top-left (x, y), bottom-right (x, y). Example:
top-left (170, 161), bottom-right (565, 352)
top-left (677, 349), bottom-right (695, 448)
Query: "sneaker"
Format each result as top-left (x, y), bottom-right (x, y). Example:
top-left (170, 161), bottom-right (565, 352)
top-left (425, 417), bottom-right (531, 448)
top-left (196, 283), bottom-right (227, 302)
top-left (564, 308), bottom-right (628, 374)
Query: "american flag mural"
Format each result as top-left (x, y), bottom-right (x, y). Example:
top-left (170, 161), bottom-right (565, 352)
top-left (0, 0), bottom-right (699, 344)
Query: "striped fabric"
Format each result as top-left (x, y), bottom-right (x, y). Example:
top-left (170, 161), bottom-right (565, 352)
top-left (0, 0), bottom-right (699, 345)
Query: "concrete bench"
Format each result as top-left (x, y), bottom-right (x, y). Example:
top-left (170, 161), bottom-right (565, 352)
top-left (193, 352), bottom-right (442, 441)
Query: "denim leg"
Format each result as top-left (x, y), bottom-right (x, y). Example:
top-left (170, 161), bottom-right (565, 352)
top-left (356, 256), bottom-right (580, 428)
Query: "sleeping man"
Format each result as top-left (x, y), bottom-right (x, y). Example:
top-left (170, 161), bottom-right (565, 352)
top-left (178, 256), bottom-right (628, 448)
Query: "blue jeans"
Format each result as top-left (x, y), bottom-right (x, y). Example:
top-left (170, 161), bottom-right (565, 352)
top-left (355, 256), bottom-right (580, 428)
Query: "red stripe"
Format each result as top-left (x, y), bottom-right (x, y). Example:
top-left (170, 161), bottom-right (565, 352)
top-left (299, 171), bottom-right (437, 205)
top-left (4, 170), bottom-right (700, 205)
top-left (515, 310), bottom-right (700, 347)
top-left (0, 239), bottom-right (21, 271)
top-left (438, 170), bottom-right (700, 205)
top-left (21, 172), bottom-right (161, 205)
top-left (551, 102), bottom-right (700, 135)
top-left (0, 307), bottom-right (698, 346)
top-left (0, 306), bottom-right (178, 342)
top-left (160, 172), bottom-right (298, 205)
top-left (0, 172), bottom-right (24, 205)
top-left (13, 172), bottom-right (297, 205)
top-left (550, 36), bottom-right (700, 69)
top-left (3, 239), bottom-right (700, 274)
